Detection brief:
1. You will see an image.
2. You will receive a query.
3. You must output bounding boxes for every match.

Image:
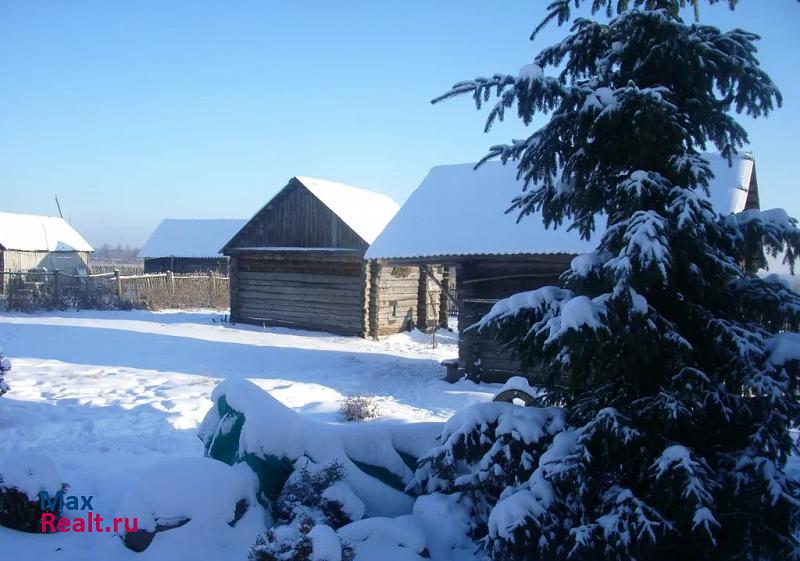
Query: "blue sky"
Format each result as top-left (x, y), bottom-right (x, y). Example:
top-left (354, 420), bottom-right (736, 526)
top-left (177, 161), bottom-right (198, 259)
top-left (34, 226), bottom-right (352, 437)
top-left (1, 1), bottom-right (798, 247)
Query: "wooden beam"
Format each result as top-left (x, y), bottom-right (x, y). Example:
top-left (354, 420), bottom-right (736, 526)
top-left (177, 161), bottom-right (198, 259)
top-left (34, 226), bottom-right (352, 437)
top-left (461, 272), bottom-right (563, 285)
top-left (420, 264), bottom-right (457, 308)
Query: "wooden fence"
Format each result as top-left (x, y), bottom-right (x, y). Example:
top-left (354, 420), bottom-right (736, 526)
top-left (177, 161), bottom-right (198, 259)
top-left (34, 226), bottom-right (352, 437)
top-left (112, 270), bottom-right (229, 310)
top-left (0, 269), bottom-right (229, 311)
top-left (90, 263), bottom-right (145, 276)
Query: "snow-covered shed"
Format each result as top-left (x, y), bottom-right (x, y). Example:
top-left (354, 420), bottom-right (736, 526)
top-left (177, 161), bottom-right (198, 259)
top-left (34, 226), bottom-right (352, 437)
top-left (138, 219), bottom-right (247, 274)
top-left (222, 176), bottom-right (408, 336)
top-left (366, 154), bottom-right (760, 382)
top-left (0, 212), bottom-right (93, 285)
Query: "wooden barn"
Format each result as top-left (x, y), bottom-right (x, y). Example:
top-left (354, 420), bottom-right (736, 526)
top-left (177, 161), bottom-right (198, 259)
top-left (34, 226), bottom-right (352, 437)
top-left (0, 211), bottom-right (94, 290)
top-left (367, 154), bottom-right (760, 383)
top-left (223, 175), bottom-right (432, 337)
top-left (138, 219), bottom-right (246, 274)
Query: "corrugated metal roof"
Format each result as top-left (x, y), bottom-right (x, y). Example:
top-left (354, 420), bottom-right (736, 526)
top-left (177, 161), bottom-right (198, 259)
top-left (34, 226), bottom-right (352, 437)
top-left (366, 155), bottom-right (756, 260)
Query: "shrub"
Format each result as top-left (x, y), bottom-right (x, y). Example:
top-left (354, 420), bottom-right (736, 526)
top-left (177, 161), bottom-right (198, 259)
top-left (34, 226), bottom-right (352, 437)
top-left (0, 347), bottom-right (10, 397)
top-left (0, 455), bottom-right (67, 533)
top-left (6, 276), bottom-right (56, 312)
top-left (248, 517), bottom-right (354, 561)
top-left (338, 395), bottom-right (379, 422)
top-left (276, 460), bottom-right (363, 530)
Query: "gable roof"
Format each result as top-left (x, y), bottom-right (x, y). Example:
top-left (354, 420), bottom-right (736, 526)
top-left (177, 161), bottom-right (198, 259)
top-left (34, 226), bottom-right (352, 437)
top-left (225, 176), bottom-right (399, 251)
top-left (293, 176), bottom-right (399, 244)
top-left (0, 212), bottom-right (93, 252)
top-left (365, 154), bottom-right (758, 261)
top-left (138, 219), bottom-right (247, 259)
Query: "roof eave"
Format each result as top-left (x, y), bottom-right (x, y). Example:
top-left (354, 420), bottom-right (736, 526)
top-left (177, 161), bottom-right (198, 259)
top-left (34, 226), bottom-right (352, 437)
top-left (366, 251), bottom-right (578, 264)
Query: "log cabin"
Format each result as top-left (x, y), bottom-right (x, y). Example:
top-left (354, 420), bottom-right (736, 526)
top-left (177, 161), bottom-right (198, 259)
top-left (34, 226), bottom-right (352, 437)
top-left (138, 219), bottom-right (246, 274)
top-left (223, 176), bottom-right (439, 337)
top-left (366, 154), bottom-right (761, 383)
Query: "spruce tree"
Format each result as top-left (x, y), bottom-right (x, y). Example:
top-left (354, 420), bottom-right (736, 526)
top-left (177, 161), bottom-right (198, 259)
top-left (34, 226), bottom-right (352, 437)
top-left (432, 1), bottom-right (800, 559)
top-left (0, 348), bottom-right (10, 397)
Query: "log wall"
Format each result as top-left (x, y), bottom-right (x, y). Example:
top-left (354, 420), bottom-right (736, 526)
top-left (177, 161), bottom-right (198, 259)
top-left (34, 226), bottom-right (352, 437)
top-left (457, 254), bottom-right (572, 383)
top-left (418, 265), bottom-right (446, 330)
top-left (369, 263), bottom-right (420, 337)
top-left (366, 262), bottom-right (445, 338)
top-left (231, 252), bottom-right (367, 336)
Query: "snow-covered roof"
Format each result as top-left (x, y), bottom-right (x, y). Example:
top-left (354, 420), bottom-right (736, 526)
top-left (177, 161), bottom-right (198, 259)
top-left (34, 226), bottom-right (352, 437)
top-left (294, 176), bottom-right (399, 244)
top-left (366, 154), bottom-right (757, 260)
top-left (366, 162), bottom-right (598, 260)
top-left (138, 219), bottom-right (247, 259)
top-left (0, 211), bottom-right (93, 252)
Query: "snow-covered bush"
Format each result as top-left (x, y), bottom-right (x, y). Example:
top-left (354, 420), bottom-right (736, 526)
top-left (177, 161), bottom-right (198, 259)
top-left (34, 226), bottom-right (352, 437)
top-left (0, 454), bottom-right (66, 533)
top-left (338, 394), bottom-right (379, 422)
top-left (338, 515), bottom-right (429, 560)
top-left (0, 347), bottom-right (11, 396)
top-left (411, 401), bottom-right (566, 537)
top-left (199, 379), bottom-right (438, 516)
top-left (276, 459), bottom-right (364, 529)
top-left (249, 518), bottom-right (354, 561)
top-left (251, 459), bottom-right (359, 561)
top-left (68, 281), bottom-right (137, 311)
top-left (433, 1), bottom-right (800, 559)
top-left (6, 276), bottom-right (56, 312)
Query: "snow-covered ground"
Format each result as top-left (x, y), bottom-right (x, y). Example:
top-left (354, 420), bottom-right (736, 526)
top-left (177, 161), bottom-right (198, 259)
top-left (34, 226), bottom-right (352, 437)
top-left (0, 309), bottom-right (493, 560)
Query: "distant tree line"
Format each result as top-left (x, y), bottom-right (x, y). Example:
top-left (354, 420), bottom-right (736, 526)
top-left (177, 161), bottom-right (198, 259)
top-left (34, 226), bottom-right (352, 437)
top-left (93, 244), bottom-right (141, 263)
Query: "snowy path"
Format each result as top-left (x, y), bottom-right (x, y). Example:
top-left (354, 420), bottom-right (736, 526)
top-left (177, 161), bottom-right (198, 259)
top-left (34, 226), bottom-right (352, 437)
top-left (0, 309), bottom-right (493, 560)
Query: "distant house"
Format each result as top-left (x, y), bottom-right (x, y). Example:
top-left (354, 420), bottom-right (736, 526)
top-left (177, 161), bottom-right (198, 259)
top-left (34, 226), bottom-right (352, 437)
top-left (0, 211), bottom-right (93, 277)
top-left (366, 154), bottom-right (760, 383)
top-left (138, 219), bottom-right (247, 274)
top-left (222, 176), bottom-right (441, 337)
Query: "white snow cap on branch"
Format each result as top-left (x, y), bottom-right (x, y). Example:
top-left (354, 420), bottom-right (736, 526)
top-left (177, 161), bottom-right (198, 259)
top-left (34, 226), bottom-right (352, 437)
top-left (518, 63), bottom-right (543, 80)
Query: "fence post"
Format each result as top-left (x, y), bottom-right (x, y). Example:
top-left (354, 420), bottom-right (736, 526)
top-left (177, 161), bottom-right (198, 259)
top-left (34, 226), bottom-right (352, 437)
top-left (114, 268), bottom-right (122, 298)
top-left (208, 271), bottom-right (215, 306)
top-left (439, 267), bottom-right (450, 328)
top-left (53, 269), bottom-right (61, 304)
top-left (168, 271), bottom-right (175, 297)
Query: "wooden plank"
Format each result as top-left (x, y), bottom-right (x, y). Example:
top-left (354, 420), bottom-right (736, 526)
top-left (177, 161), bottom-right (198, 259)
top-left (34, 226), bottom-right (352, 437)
top-left (367, 260), bottom-right (381, 339)
top-left (237, 284), bottom-right (364, 298)
top-left (421, 264), bottom-right (456, 309)
top-left (236, 315), bottom-right (363, 336)
top-left (377, 278), bottom-right (419, 286)
top-left (238, 311), bottom-right (365, 326)
top-left (239, 303), bottom-right (364, 316)
top-left (242, 306), bottom-right (361, 326)
top-left (238, 271), bottom-right (362, 285)
top-left (238, 291), bottom-right (365, 305)
top-left (238, 298), bottom-right (364, 312)
top-left (240, 261), bottom-right (364, 276)
top-left (374, 290), bottom-right (420, 299)
top-left (461, 272), bottom-right (564, 285)
top-left (237, 297), bottom-right (365, 312)
top-left (238, 310), bottom-right (364, 327)
top-left (359, 259), bottom-right (369, 338)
